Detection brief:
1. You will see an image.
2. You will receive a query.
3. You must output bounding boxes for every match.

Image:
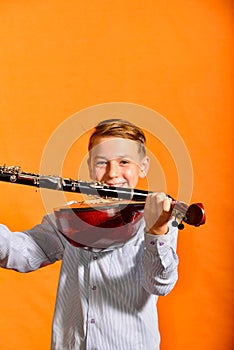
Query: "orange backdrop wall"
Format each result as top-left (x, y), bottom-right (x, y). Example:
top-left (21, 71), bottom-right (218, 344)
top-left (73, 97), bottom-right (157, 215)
top-left (0, 1), bottom-right (233, 349)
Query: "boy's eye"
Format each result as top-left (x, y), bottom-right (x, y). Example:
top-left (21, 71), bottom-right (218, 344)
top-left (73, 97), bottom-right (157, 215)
top-left (94, 159), bottom-right (131, 167)
top-left (95, 161), bottom-right (107, 167)
top-left (120, 159), bottom-right (130, 165)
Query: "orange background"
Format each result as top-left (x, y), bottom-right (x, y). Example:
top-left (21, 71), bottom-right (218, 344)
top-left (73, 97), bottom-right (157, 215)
top-left (0, 1), bottom-right (233, 349)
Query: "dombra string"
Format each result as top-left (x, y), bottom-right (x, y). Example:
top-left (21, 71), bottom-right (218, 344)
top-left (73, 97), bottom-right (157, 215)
top-left (0, 165), bottom-right (206, 251)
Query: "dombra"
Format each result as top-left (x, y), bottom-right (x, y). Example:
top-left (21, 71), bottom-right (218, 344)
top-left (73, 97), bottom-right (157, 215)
top-left (0, 165), bottom-right (206, 251)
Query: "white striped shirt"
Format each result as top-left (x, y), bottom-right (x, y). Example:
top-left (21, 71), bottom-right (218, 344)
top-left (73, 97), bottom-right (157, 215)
top-left (0, 214), bottom-right (178, 350)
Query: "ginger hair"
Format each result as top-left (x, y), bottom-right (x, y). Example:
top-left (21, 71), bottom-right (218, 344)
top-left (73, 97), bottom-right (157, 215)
top-left (88, 119), bottom-right (146, 157)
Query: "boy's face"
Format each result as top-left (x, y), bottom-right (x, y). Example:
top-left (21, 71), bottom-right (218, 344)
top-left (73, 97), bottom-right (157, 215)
top-left (88, 137), bottom-right (149, 188)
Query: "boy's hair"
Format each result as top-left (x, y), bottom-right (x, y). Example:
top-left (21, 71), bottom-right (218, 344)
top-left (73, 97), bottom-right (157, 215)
top-left (88, 119), bottom-right (146, 156)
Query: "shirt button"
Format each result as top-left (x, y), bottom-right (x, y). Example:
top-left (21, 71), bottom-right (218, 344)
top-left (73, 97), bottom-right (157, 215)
top-left (159, 242), bottom-right (165, 246)
top-left (93, 255), bottom-right (98, 260)
top-left (90, 319), bottom-right (95, 324)
top-left (150, 240), bottom-right (156, 245)
top-left (91, 285), bottom-right (97, 290)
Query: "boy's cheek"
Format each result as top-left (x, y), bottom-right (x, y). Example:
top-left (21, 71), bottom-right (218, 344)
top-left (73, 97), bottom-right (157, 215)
top-left (88, 165), bottom-right (97, 180)
top-left (93, 168), bottom-right (104, 181)
top-left (125, 168), bottom-right (140, 188)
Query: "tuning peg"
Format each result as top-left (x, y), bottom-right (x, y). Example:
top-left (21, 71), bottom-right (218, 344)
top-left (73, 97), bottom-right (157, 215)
top-left (177, 223), bottom-right (184, 230)
top-left (171, 220), bottom-right (184, 230)
top-left (172, 220), bottom-right (178, 227)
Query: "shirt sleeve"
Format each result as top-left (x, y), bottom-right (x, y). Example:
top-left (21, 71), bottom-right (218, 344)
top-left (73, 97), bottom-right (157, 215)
top-left (0, 214), bottom-right (65, 272)
top-left (141, 221), bottom-right (179, 296)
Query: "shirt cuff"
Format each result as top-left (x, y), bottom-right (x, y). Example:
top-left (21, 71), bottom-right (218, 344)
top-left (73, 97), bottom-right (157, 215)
top-left (144, 228), bottom-right (172, 251)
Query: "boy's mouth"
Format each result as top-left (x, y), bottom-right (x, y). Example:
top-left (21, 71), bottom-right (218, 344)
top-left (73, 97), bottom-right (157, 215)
top-left (106, 182), bottom-right (128, 188)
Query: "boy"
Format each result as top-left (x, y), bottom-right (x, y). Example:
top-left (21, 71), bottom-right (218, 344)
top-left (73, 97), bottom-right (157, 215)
top-left (0, 119), bottom-right (178, 349)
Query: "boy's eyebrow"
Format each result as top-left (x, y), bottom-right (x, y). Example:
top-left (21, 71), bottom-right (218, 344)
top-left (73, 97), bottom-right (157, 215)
top-left (93, 154), bottom-right (135, 160)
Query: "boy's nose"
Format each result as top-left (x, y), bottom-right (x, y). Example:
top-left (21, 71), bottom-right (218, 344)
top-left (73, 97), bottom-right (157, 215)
top-left (107, 161), bottom-right (119, 178)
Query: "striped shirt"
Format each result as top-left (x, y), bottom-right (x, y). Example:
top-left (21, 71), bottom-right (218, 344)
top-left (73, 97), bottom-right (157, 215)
top-left (0, 214), bottom-right (178, 350)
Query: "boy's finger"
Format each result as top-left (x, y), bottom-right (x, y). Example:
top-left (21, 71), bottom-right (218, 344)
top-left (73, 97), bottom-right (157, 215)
top-left (163, 197), bottom-right (172, 212)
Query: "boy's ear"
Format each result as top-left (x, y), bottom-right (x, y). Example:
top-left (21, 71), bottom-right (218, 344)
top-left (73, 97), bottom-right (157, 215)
top-left (87, 157), bottom-right (94, 179)
top-left (139, 156), bottom-right (150, 178)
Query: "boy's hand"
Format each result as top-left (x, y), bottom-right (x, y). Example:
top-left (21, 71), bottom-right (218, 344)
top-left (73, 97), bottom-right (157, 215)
top-left (144, 192), bottom-right (172, 235)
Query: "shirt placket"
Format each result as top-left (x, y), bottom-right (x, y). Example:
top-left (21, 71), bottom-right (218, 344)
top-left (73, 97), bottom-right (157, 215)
top-left (86, 252), bottom-right (100, 349)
